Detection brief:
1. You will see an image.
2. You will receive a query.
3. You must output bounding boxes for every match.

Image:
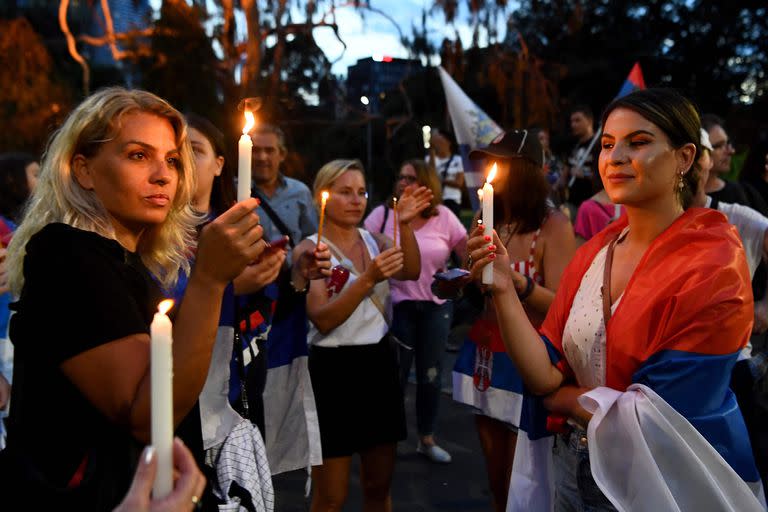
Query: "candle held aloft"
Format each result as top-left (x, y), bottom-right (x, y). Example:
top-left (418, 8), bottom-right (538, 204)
top-left (317, 191), bottom-right (330, 247)
top-left (482, 163), bottom-right (497, 285)
top-left (237, 111), bottom-right (256, 202)
top-left (392, 197), bottom-right (399, 247)
top-left (151, 299), bottom-right (175, 498)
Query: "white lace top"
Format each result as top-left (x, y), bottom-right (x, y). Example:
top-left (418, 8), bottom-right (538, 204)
top-left (561, 231), bottom-right (627, 388)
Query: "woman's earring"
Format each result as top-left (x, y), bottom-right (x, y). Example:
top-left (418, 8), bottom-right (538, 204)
top-left (678, 171), bottom-right (685, 191)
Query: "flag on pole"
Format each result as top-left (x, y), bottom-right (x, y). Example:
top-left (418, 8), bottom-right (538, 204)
top-left (616, 61), bottom-right (646, 98)
top-left (438, 66), bottom-right (503, 210)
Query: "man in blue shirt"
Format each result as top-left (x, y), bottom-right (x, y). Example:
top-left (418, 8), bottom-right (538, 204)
top-left (250, 125), bottom-right (318, 247)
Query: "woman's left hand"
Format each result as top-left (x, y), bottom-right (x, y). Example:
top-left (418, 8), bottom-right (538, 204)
top-left (542, 385), bottom-right (593, 429)
top-left (397, 185), bottom-right (433, 224)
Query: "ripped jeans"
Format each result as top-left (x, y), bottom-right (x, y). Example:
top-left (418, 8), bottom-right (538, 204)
top-left (392, 300), bottom-right (453, 437)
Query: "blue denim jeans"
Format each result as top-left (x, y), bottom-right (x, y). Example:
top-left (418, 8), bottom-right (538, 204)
top-left (392, 300), bottom-right (453, 437)
top-left (553, 428), bottom-right (617, 512)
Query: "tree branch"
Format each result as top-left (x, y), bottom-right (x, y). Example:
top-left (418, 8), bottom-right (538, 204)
top-left (59, 0), bottom-right (90, 96)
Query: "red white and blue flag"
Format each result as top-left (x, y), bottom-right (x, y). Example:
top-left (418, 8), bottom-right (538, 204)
top-left (616, 61), bottom-right (646, 98)
top-left (438, 66), bottom-right (503, 210)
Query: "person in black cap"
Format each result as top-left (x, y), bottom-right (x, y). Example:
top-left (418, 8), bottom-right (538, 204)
top-left (452, 129), bottom-right (576, 512)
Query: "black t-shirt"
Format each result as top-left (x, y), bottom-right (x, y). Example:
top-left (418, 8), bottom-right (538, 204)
top-left (709, 180), bottom-right (750, 207)
top-left (2, 223), bottom-right (161, 510)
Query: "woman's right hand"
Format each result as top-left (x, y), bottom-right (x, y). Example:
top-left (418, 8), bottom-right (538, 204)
top-left (466, 224), bottom-right (514, 295)
top-left (194, 198), bottom-right (265, 286)
top-left (363, 246), bottom-right (404, 284)
top-left (114, 438), bottom-right (206, 512)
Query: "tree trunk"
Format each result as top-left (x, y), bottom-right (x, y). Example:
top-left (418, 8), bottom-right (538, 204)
top-left (240, 0), bottom-right (262, 98)
top-left (268, 0), bottom-right (289, 104)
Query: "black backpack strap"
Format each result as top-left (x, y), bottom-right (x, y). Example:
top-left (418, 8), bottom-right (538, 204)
top-left (251, 188), bottom-right (295, 248)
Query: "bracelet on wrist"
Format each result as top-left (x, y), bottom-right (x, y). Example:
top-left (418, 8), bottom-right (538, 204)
top-left (289, 279), bottom-right (310, 294)
top-left (517, 275), bottom-right (535, 301)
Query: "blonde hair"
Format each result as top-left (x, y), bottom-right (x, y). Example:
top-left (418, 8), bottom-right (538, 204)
top-left (312, 159), bottom-right (365, 205)
top-left (7, 87), bottom-right (200, 295)
top-left (402, 159), bottom-right (441, 216)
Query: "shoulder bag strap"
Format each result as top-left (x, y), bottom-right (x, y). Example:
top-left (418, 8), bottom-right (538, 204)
top-left (601, 234), bottom-right (620, 325)
top-left (251, 188), bottom-right (296, 248)
top-left (379, 204), bottom-right (390, 234)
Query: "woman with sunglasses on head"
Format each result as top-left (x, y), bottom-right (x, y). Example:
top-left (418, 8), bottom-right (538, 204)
top-left (364, 159), bottom-right (467, 464)
top-left (0, 88), bottom-right (265, 511)
top-left (293, 159), bottom-right (431, 512)
top-left (468, 89), bottom-right (764, 510)
top-left (453, 130), bottom-right (576, 512)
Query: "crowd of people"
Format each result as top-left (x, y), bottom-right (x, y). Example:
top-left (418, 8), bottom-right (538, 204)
top-left (0, 84), bottom-right (766, 512)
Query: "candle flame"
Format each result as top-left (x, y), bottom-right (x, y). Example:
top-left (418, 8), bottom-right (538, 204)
top-left (157, 299), bottom-right (174, 315)
top-left (486, 163), bottom-right (498, 184)
top-left (242, 111), bottom-right (255, 135)
top-left (321, 190), bottom-right (330, 204)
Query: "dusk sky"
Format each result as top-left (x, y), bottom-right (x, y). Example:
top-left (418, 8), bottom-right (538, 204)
top-left (150, 1), bottom-right (510, 76)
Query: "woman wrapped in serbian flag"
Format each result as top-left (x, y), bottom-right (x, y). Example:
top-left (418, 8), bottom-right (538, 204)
top-left (467, 88), bottom-right (765, 511)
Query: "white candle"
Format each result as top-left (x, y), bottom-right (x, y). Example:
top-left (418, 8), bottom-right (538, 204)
top-left (151, 299), bottom-right (175, 498)
top-left (422, 125), bottom-right (431, 149)
top-left (317, 191), bottom-right (329, 247)
top-left (482, 163), bottom-right (497, 285)
top-left (237, 111), bottom-right (255, 202)
top-left (392, 197), bottom-right (399, 247)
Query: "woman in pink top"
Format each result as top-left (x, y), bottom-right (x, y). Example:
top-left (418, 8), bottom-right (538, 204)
top-left (364, 159), bottom-right (467, 463)
top-left (573, 174), bottom-right (624, 243)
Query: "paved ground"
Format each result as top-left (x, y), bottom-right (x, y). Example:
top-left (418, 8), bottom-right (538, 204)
top-left (272, 337), bottom-right (494, 511)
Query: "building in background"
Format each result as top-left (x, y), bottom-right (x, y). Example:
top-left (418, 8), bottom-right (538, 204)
top-left (346, 56), bottom-right (422, 114)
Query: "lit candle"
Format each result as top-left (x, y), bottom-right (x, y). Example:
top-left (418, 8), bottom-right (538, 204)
top-left (317, 191), bottom-right (329, 247)
top-left (392, 197), bottom-right (399, 247)
top-left (151, 299), bottom-right (174, 498)
top-left (482, 163), bottom-right (497, 285)
top-left (422, 125), bottom-right (431, 149)
top-left (237, 111), bottom-right (256, 202)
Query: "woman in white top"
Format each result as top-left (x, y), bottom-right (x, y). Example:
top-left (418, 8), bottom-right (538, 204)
top-left (293, 159), bottom-right (431, 512)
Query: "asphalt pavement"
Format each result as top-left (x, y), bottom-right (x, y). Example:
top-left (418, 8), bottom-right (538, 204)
top-left (272, 337), bottom-right (494, 511)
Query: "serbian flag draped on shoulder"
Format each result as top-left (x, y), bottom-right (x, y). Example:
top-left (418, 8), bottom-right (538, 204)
top-left (438, 66), bottom-right (503, 211)
top-left (507, 209), bottom-right (766, 511)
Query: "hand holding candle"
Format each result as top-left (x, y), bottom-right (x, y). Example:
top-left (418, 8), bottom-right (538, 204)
top-left (481, 163), bottom-right (497, 285)
top-left (316, 191), bottom-right (329, 247)
top-left (237, 111), bottom-right (256, 202)
top-left (151, 299), bottom-right (175, 498)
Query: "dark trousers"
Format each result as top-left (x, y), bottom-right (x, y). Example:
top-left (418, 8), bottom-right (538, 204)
top-left (392, 300), bottom-right (453, 436)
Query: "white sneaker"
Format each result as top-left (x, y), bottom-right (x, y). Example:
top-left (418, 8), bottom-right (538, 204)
top-left (417, 441), bottom-right (452, 463)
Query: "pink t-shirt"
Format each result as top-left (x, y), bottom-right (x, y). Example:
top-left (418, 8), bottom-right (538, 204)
top-left (574, 199), bottom-right (624, 241)
top-left (364, 204), bottom-right (467, 305)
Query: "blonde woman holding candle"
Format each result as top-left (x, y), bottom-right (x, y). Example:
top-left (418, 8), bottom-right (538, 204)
top-left (293, 159), bottom-right (431, 512)
top-left (0, 88), bottom-right (266, 511)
